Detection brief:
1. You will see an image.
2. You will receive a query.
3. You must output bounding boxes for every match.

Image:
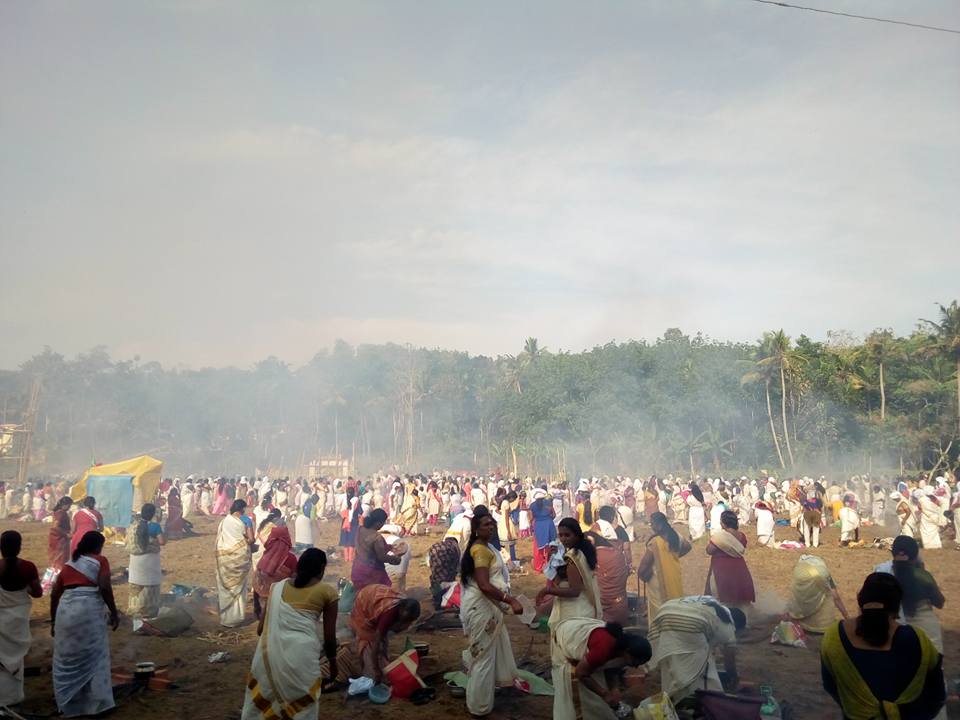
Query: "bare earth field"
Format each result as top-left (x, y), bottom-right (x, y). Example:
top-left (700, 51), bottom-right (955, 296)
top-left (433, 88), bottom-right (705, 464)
top-left (10, 515), bottom-right (960, 719)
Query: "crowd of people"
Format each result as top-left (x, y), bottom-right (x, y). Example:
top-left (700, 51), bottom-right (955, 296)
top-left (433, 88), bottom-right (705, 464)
top-left (0, 468), bottom-right (955, 718)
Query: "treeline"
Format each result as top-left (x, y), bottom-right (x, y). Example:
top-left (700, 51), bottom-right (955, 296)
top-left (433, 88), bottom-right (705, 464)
top-left (2, 301), bottom-right (959, 479)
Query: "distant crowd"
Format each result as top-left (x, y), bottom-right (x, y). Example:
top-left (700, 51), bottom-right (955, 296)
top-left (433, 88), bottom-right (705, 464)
top-left (0, 468), bottom-right (956, 718)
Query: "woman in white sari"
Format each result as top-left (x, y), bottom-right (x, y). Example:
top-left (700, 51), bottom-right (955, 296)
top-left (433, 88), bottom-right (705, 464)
top-left (0, 531), bottom-right (42, 707)
top-left (50, 531), bottom-right (119, 718)
top-left (686, 485), bottom-right (706, 541)
top-left (838, 497), bottom-right (861, 546)
top-left (538, 518), bottom-right (602, 627)
top-left (217, 500), bottom-right (254, 627)
top-left (894, 488), bottom-right (918, 538)
top-left (917, 491), bottom-right (946, 549)
top-left (459, 511), bottom-right (525, 717)
top-left (241, 549), bottom-right (338, 720)
top-left (127, 503), bottom-right (165, 625)
top-left (551, 617), bottom-right (652, 720)
top-left (754, 500), bottom-right (776, 548)
top-left (648, 596), bottom-right (746, 703)
top-left (537, 518), bottom-right (603, 716)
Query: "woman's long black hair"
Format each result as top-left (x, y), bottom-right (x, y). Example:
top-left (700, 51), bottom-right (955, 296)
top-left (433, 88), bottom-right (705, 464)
top-left (580, 495), bottom-right (594, 526)
top-left (460, 508), bottom-right (492, 585)
top-left (604, 622), bottom-right (653, 663)
top-left (73, 531), bottom-right (106, 562)
top-left (558, 517), bottom-right (597, 570)
top-left (650, 512), bottom-right (681, 554)
top-left (136, 503), bottom-right (157, 549)
top-left (689, 483), bottom-right (705, 505)
top-left (890, 536), bottom-right (922, 616)
top-left (364, 508), bottom-right (388, 530)
top-left (856, 573), bottom-right (902, 648)
top-left (258, 508), bottom-right (282, 533)
top-left (293, 548), bottom-right (327, 588)
top-left (0, 531), bottom-right (22, 586)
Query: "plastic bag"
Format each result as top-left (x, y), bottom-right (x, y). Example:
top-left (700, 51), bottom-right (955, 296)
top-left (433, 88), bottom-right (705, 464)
top-left (338, 580), bottom-right (356, 613)
top-left (41, 567), bottom-right (60, 595)
top-left (633, 692), bottom-right (679, 720)
top-left (770, 620), bottom-right (807, 648)
top-left (347, 676), bottom-right (374, 696)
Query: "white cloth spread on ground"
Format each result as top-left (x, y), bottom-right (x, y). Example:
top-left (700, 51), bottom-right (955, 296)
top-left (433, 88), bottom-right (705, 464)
top-left (53, 556), bottom-right (114, 717)
top-left (241, 580), bottom-right (325, 720)
top-left (0, 586), bottom-right (33, 705)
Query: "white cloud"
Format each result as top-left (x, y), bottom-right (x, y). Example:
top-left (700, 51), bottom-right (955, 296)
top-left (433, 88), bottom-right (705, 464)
top-left (1, 1), bottom-right (958, 368)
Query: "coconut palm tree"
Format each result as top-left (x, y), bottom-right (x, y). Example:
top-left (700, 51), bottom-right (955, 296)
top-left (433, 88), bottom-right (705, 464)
top-left (767, 330), bottom-right (801, 466)
top-left (741, 336), bottom-right (786, 469)
top-left (920, 301), bottom-right (960, 435)
top-left (864, 329), bottom-right (897, 422)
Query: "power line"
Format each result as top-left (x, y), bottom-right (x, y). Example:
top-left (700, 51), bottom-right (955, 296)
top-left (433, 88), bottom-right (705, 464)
top-left (746, 0), bottom-right (960, 35)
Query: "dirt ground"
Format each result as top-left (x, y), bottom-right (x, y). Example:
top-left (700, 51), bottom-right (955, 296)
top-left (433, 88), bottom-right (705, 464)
top-left (10, 514), bottom-right (960, 720)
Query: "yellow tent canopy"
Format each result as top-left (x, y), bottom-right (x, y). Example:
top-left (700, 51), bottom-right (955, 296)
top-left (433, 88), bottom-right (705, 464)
top-left (70, 455), bottom-right (163, 506)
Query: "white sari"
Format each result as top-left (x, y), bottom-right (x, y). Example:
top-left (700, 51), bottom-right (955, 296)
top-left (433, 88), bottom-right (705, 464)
top-left (648, 596), bottom-right (736, 703)
top-left (686, 498), bottom-right (705, 540)
top-left (0, 585), bottom-right (33, 705)
top-left (548, 549), bottom-right (602, 628)
top-left (755, 507), bottom-right (775, 548)
top-left (53, 556), bottom-right (114, 717)
top-left (241, 580), bottom-right (326, 720)
top-left (460, 543), bottom-right (519, 716)
top-left (917, 497), bottom-right (945, 549)
top-left (217, 514), bottom-right (251, 627)
top-left (552, 617), bottom-right (617, 720)
top-left (839, 506), bottom-right (860, 542)
top-left (896, 498), bottom-right (917, 538)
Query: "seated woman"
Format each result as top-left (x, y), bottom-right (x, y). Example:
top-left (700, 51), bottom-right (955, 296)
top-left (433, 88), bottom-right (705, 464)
top-left (164, 487), bottom-right (190, 539)
top-left (839, 496), bottom-right (862, 547)
top-left (589, 533), bottom-right (630, 625)
top-left (551, 619), bottom-right (651, 720)
top-left (0, 531), bottom-right (42, 707)
top-left (821, 573), bottom-right (945, 720)
top-left (352, 509), bottom-right (405, 591)
top-left (252, 524), bottom-right (297, 620)
top-left (241, 549), bottom-right (338, 720)
top-left (346, 584), bottom-right (421, 683)
top-left (787, 554), bottom-right (849, 634)
top-left (636, 512), bottom-right (691, 626)
top-left (705, 510), bottom-right (755, 616)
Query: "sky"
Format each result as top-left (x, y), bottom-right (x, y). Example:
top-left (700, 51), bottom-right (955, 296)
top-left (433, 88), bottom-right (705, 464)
top-left (2, 1), bottom-right (958, 369)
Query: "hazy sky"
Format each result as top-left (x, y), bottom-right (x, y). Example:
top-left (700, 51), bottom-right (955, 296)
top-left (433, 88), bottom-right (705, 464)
top-left (2, 1), bottom-right (958, 369)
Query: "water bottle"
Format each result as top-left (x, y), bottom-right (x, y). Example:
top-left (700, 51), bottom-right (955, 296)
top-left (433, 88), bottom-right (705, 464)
top-left (759, 686), bottom-right (781, 718)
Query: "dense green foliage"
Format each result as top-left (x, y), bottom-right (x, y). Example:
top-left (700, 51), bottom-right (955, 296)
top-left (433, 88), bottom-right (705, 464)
top-left (3, 302), bottom-right (959, 478)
